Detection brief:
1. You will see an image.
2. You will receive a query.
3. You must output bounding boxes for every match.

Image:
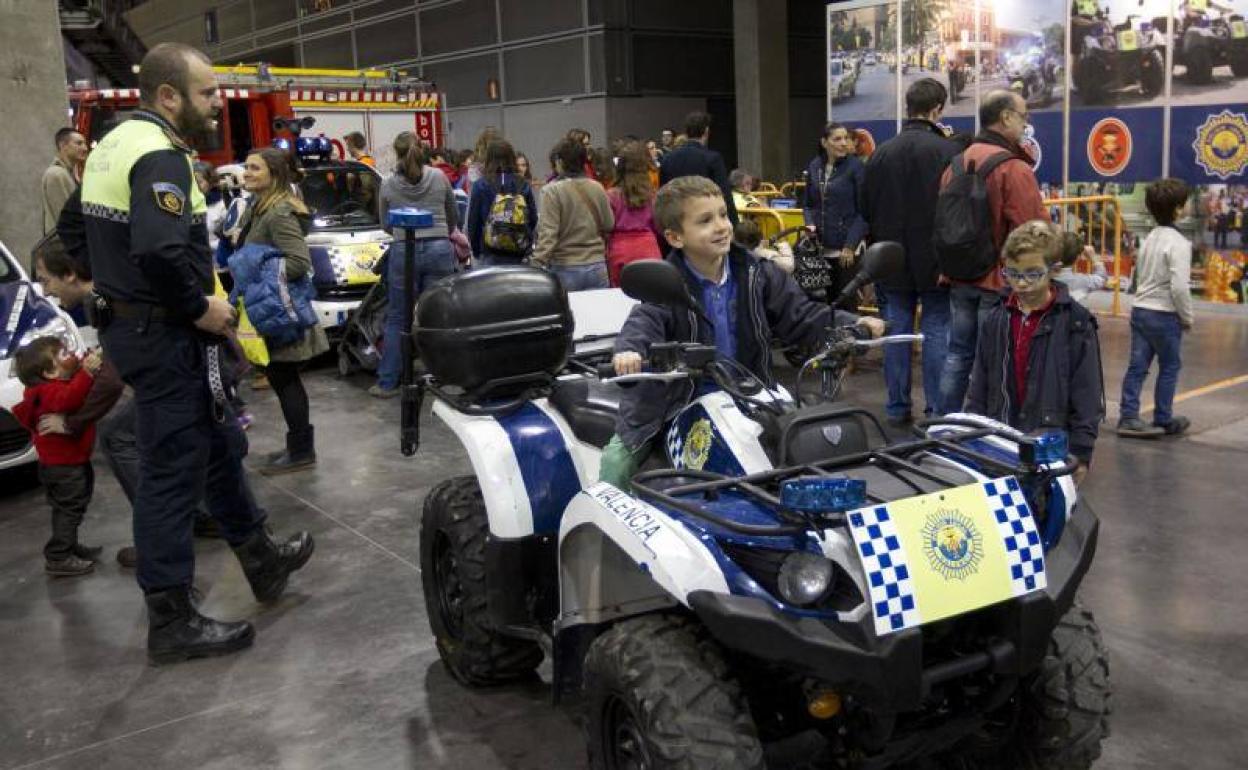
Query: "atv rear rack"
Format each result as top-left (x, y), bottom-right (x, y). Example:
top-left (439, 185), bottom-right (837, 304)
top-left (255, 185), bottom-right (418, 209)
top-left (630, 412), bottom-right (1075, 536)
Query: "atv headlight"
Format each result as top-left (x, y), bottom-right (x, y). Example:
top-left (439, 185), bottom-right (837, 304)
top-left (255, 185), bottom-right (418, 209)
top-left (777, 552), bottom-right (835, 607)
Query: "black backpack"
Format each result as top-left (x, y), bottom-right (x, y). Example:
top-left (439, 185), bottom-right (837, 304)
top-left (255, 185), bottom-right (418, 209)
top-left (932, 151), bottom-right (1014, 282)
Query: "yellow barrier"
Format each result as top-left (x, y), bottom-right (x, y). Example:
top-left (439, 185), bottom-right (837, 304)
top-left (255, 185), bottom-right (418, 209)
top-left (1043, 194), bottom-right (1125, 317)
top-left (779, 181), bottom-right (806, 199)
top-left (756, 182), bottom-right (780, 194)
top-left (740, 207), bottom-right (806, 246)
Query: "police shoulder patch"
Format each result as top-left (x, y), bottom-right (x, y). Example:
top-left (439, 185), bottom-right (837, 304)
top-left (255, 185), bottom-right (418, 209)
top-left (152, 182), bottom-right (186, 216)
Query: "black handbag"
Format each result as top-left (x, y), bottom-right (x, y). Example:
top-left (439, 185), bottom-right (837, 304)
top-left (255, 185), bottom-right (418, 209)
top-left (791, 230), bottom-right (832, 293)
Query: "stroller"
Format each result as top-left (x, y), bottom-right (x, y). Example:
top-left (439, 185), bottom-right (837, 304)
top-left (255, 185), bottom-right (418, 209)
top-left (336, 246), bottom-right (391, 376)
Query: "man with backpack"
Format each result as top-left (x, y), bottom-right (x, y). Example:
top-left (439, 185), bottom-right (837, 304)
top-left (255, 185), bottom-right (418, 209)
top-left (934, 89), bottom-right (1048, 415)
top-left (862, 78), bottom-right (958, 426)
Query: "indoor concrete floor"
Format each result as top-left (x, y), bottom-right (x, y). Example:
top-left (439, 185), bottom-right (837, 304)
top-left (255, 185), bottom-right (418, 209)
top-left (2, 293), bottom-right (1247, 770)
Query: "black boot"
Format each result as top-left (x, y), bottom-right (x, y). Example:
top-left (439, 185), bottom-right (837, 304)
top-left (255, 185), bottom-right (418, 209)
top-left (231, 528), bottom-right (315, 603)
top-left (259, 426), bottom-right (316, 476)
top-left (193, 511), bottom-right (223, 539)
top-left (145, 586), bottom-right (255, 665)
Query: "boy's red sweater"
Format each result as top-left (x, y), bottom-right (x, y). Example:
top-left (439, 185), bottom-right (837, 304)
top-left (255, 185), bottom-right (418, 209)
top-left (11, 369), bottom-right (96, 465)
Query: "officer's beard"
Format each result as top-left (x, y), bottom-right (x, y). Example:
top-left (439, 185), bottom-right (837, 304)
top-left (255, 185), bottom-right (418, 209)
top-left (175, 99), bottom-right (219, 144)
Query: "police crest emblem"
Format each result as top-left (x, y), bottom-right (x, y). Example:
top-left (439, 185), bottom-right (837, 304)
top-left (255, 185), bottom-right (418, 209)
top-left (921, 509), bottom-right (984, 581)
top-left (683, 418), bottom-right (713, 471)
top-left (1193, 110), bottom-right (1248, 181)
top-left (152, 182), bottom-right (185, 216)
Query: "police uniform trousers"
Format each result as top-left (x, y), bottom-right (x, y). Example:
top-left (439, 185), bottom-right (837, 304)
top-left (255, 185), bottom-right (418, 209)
top-left (101, 316), bottom-right (266, 591)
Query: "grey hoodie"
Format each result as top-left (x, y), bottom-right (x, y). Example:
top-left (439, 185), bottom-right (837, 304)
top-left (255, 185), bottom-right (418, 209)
top-left (378, 166), bottom-right (458, 239)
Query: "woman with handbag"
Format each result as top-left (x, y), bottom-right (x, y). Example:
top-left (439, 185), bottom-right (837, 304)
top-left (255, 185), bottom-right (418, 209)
top-left (239, 148), bottom-right (329, 474)
top-left (373, 131), bottom-right (459, 398)
top-left (531, 137), bottom-right (615, 291)
top-left (802, 122), bottom-right (868, 301)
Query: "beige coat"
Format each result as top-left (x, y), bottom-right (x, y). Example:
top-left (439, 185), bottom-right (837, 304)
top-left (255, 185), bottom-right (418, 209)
top-left (238, 198), bottom-right (330, 363)
top-left (531, 176), bottom-right (614, 267)
top-left (42, 158), bottom-right (77, 235)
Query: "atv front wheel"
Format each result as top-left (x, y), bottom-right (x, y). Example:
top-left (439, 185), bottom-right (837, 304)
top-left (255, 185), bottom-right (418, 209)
top-left (420, 476), bottom-right (543, 685)
top-left (1141, 52), bottom-right (1165, 96)
top-left (1186, 45), bottom-right (1214, 84)
top-left (584, 615), bottom-right (764, 770)
top-left (947, 602), bottom-right (1111, 770)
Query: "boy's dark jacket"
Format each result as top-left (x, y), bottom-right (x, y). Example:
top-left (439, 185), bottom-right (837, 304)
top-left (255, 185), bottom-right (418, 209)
top-left (965, 281), bottom-right (1104, 462)
top-left (613, 244), bottom-right (857, 451)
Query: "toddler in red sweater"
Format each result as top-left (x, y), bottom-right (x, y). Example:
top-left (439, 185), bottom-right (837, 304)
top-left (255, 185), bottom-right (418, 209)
top-left (12, 337), bottom-right (102, 576)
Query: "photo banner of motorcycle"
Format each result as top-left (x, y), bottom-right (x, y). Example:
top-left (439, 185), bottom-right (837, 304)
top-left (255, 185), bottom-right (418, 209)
top-left (827, 0), bottom-right (1248, 185)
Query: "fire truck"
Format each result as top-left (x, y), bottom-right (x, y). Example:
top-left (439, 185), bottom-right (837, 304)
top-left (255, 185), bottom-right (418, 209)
top-left (69, 64), bottom-right (446, 168)
top-left (68, 66), bottom-right (448, 338)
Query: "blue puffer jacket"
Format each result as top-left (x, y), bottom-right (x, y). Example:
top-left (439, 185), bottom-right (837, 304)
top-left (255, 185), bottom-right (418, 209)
top-left (228, 243), bottom-right (318, 348)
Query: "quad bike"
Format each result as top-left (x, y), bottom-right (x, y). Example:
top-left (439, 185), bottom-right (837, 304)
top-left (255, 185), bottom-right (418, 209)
top-left (1072, 7), bottom-right (1165, 103)
top-left (1007, 45), bottom-right (1061, 107)
top-left (1155, 5), bottom-right (1248, 84)
top-left (391, 216), bottom-right (1110, 768)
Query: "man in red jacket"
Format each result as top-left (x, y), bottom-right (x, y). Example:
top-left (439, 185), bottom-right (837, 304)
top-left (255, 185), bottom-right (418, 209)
top-left (938, 89), bottom-right (1048, 414)
top-left (12, 338), bottom-right (104, 576)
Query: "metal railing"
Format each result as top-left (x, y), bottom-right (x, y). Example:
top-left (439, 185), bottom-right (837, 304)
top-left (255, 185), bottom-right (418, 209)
top-left (1045, 194), bottom-right (1126, 317)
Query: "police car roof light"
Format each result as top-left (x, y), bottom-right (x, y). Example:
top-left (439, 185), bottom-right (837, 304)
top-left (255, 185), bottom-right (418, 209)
top-left (781, 477), bottom-right (867, 514)
top-left (387, 207), bottom-right (435, 229)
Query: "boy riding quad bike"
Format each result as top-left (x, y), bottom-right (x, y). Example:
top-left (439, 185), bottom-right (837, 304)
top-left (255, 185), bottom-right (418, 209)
top-left (391, 205), bottom-right (1110, 767)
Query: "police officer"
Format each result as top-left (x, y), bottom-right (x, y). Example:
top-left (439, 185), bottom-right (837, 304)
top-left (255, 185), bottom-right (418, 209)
top-left (81, 43), bottom-right (315, 664)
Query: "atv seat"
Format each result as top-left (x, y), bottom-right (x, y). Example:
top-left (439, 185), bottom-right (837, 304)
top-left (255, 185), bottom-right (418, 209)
top-left (549, 377), bottom-right (623, 448)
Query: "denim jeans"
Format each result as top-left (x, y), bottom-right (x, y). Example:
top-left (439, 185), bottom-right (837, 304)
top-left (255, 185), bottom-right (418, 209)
top-left (939, 285), bottom-right (1001, 414)
top-left (551, 262), bottom-right (609, 292)
top-left (473, 252), bottom-right (524, 269)
top-left (1119, 307), bottom-right (1183, 425)
top-left (881, 288), bottom-right (951, 419)
top-left (377, 238), bottom-right (456, 391)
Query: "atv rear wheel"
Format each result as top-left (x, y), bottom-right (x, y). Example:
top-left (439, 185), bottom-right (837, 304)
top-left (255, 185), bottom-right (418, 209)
top-left (420, 476), bottom-right (543, 685)
top-left (946, 602), bottom-right (1111, 770)
top-left (1231, 52), bottom-right (1248, 78)
top-left (584, 615), bottom-right (764, 770)
top-left (337, 347), bottom-right (356, 377)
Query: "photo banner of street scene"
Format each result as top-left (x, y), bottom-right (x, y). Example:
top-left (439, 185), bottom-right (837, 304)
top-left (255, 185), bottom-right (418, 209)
top-left (826, 0), bottom-right (1248, 187)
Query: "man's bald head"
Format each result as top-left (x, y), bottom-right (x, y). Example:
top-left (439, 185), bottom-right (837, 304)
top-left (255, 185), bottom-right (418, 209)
top-left (979, 90), bottom-right (1022, 129)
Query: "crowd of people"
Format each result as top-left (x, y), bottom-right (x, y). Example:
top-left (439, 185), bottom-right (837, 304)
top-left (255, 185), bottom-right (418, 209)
top-left (20, 44), bottom-right (1200, 665)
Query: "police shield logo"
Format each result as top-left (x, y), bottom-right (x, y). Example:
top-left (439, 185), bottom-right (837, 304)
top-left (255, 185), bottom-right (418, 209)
top-left (683, 418), bottom-right (713, 471)
top-left (1193, 110), bottom-right (1248, 181)
top-left (1087, 118), bottom-right (1132, 177)
top-left (152, 183), bottom-right (186, 216)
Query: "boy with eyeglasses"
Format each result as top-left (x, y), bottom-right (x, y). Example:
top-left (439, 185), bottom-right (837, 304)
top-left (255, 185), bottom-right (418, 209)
top-left (965, 220), bottom-right (1104, 484)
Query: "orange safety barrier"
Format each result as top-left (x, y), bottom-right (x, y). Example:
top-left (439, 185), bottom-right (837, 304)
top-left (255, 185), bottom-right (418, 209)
top-left (1043, 194), bottom-right (1127, 317)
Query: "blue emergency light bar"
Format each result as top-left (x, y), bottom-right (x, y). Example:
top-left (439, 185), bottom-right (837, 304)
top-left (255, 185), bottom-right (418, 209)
top-left (780, 477), bottom-right (867, 514)
top-left (1020, 430), bottom-right (1069, 466)
top-left (387, 207), bottom-right (435, 229)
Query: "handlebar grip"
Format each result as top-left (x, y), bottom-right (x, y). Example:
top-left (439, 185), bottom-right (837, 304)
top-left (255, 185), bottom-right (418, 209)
top-left (595, 362), bottom-right (618, 379)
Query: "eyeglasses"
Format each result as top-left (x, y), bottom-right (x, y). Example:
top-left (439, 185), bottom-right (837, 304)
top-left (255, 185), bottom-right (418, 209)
top-left (1002, 266), bottom-right (1049, 283)
top-left (1008, 107), bottom-right (1030, 123)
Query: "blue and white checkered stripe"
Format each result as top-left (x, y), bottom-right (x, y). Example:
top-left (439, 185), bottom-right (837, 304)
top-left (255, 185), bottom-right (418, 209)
top-left (666, 422), bottom-right (684, 469)
top-left (848, 505), bottom-right (921, 635)
top-left (984, 478), bottom-right (1047, 595)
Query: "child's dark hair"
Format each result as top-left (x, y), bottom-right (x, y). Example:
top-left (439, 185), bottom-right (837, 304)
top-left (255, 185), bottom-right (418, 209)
top-left (14, 337), bottom-right (63, 387)
top-left (1145, 178), bottom-right (1191, 226)
top-left (734, 219), bottom-right (762, 250)
top-left (1059, 232), bottom-right (1085, 267)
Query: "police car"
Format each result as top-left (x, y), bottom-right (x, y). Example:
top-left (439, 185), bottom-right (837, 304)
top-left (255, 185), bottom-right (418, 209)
top-left (282, 133), bottom-right (391, 337)
top-left (0, 240), bottom-right (87, 471)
